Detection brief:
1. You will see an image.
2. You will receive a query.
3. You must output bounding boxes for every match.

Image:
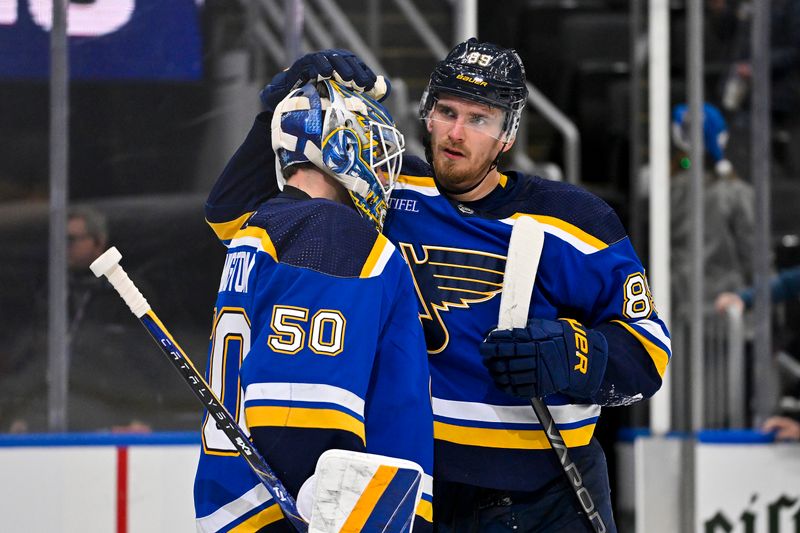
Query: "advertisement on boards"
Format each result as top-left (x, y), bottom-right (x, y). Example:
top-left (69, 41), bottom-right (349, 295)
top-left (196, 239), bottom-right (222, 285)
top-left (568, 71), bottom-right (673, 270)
top-left (696, 443), bottom-right (800, 532)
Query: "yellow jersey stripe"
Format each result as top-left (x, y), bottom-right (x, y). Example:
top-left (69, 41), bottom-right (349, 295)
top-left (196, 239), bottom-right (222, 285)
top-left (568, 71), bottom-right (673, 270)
top-left (340, 465), bottom-right (397, 532)
top-left (245, 406), bottom-right (366, 444)
top-left (399, 172), bottom-right (508, 190)
top-left (245, 382), bottom-right (365, 418)
top-left (397, 174), bottom-right (436, 187)
top-left (230, 226), bottom-right (278, 261)
top-left (433, 421), bottom-right (595, 449)
top-left (416, 498), bottom-right (433, 523)
top-left (360, 233), bottom-right (392, 278)
top-left (207, 212), bottom-right (254, 242)
top-left (510, 213), bottom-right (608, 251)
top-left (612, 320), bottom-right (670, 378)
top-left (228, 503), bottom-right (283, 532)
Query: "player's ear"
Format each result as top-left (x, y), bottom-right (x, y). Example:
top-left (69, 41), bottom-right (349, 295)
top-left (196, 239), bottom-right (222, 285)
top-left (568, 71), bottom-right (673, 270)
top-left (501, 137), bottom-right (515, 152)
top-left (425, 117), bottom-right (433, 134)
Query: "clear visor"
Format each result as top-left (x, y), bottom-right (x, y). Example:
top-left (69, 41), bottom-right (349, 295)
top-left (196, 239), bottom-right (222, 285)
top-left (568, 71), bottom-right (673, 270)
top-left (369, 120), bottom-right (405, 195)
top-left (426, 99), bottom-right (510, 141)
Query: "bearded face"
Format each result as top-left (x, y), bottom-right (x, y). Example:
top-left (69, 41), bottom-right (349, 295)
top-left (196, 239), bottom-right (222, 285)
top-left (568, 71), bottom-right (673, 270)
top-left (425, 95), bottom-right (513, 194)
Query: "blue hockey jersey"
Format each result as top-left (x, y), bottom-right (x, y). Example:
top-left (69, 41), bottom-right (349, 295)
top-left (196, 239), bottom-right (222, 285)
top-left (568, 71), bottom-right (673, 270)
top-left (386, 159), bottom-right (670, 491)
top-left (203, 115), bottom-right (671, 496)
top-left (195, 191), bottom-right (434, 532)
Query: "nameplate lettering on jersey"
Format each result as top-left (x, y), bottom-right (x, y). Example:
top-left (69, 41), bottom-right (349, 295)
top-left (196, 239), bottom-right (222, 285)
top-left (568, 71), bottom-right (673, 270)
top-left (388, 197), bottom-right (420, 213)
top-left (218, 251), bottom-right (256, 294)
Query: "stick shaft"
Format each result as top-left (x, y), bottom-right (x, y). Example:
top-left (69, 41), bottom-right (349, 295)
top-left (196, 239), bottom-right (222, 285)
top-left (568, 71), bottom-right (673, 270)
top-left (501, 218), bottom-right (607, 533)
top-left (530, 398), bottom-right (606, 532)
top-left (139, 312), bottom-right (307, 529)
top-left (91, 248), bottom-right (308, 532)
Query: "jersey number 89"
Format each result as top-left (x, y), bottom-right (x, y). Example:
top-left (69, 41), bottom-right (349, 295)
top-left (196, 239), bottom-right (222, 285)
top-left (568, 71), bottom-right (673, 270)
top-left (623, 272), bottom-right (654, 319)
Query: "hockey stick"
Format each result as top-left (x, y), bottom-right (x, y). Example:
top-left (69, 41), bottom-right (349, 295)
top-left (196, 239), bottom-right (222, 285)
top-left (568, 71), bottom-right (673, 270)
top-left (90, 247), bottom-right (308, 533)
top-left (499, 216), bottom-right (607, 533)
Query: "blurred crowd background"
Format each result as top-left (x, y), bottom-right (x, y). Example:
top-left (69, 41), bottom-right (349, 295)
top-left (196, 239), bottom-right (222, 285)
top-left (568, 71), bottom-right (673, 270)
top-left (1, 0), bottom-right (799, 485)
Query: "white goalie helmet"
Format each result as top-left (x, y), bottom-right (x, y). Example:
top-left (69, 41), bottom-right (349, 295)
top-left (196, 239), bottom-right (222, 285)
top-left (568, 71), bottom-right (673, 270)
top-left (271, 78), bottom-right (405, 231)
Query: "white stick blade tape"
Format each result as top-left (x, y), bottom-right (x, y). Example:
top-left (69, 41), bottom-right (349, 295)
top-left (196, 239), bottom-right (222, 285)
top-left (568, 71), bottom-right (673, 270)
top-left (89, 246), bottom-right (151, 318)
top-left (308, 449), bottom-right (423, 533)
top-left (497, 216), bottom-right (545, 330)
top-left (90, 246), bottom-right (122, 278)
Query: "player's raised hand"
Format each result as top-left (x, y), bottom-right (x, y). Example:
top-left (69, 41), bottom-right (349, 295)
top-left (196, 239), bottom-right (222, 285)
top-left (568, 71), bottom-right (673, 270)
top-left (260, 49), bottom-right (390, 111)
top-left (480, 318), bottom-right (608, 400)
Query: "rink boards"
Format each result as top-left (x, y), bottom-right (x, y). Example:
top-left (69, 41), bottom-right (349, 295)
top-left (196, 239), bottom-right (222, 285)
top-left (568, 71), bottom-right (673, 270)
top-left (0, 432), bottom-right (197, 533)
top-left (618, 429), bottom-right (800, 533)
top-left (1, 431), bottom-right (799, 532)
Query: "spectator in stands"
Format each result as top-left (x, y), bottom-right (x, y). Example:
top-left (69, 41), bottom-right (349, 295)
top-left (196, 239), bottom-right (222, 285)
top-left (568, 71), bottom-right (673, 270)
top-left (3, 207), bottom-right (177, 433)
top-left (714, 265), bottom-right (800, 314)
top-left (670, 102), bottom-right (755, 321)
top-left (710, 0), bottom-right (800, 178)
top-left (762, 415), bottom-right (800, 440)
top-left (716, 267), bottom-right (800, 442)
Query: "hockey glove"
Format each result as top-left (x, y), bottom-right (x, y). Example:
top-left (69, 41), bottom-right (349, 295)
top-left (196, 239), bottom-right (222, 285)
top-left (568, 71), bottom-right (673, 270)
top-left (480, 318), bottom-right (608, 400)
top-left (259, 49), bottom-right (389, 112)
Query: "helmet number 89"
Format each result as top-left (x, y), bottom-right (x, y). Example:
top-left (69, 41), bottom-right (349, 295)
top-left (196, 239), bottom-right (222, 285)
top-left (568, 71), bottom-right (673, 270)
top-left (465, 52), bottom-right (493, 67)
top-left (623, 272), bottom-right (654, 319)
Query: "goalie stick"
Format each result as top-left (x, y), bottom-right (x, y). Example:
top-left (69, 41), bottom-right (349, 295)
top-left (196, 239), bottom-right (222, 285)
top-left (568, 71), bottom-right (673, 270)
top-left (90, 247), bottom-right (308, 533)
top-left (499, 216), bottom-right (607, 533)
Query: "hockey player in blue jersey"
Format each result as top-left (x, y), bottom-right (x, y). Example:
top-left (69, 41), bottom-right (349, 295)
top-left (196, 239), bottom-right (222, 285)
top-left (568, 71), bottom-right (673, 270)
top-left (204, 43), bottom-right (671, 532)
top-left (194, 78), bottom-right (434, 532)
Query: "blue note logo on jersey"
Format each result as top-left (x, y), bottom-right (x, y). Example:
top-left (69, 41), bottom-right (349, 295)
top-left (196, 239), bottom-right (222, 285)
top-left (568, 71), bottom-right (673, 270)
top-left (399, 243), bottom-right (505, 354)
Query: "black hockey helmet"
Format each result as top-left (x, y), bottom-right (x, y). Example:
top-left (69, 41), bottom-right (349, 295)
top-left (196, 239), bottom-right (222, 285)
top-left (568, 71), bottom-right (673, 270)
top-left (420, 38), bottom-right (528, 141)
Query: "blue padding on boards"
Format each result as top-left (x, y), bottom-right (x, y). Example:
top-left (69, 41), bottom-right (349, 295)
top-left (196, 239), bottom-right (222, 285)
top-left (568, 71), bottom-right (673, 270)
top-left (616, 427), bottom-right (651, 442)
top-left (0, 431), bottom-right (199, 447)
top-left (696, 429), bottom-right (775, 444)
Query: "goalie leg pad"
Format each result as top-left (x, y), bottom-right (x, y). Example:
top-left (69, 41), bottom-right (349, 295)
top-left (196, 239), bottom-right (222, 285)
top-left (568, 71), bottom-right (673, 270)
top-left (307, 449), bottom-right (423, 533)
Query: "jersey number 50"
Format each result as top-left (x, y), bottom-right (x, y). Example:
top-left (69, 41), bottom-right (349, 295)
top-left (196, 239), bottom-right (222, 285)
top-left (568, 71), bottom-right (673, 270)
top-left (268, 305), bottom-right (346, 356)
top-left (202, 305), bottom-right (348, 454)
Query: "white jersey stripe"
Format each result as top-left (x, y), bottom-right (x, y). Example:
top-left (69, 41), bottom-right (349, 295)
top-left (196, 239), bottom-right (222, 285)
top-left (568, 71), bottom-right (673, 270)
top-left (633, 318), bottom-right (672, 350)
top-left (195, 483), bottom-right (271, 533)
top-left (432, 397), bottom-right (600, 425)
top-left (422, 473), bottom-right (433, 497)
top-left (499, 217), bottom-right (602, 255)
top-left (363, 238), bottom-right (396, 278)
top-left (245, 382), bottom-right (366, 417)
top-left (228, 235), bottom-right (265, 253)
top-left (541, 222), bottom-right (601, 254)
top-left (372, 239), bottom-right (395, 276)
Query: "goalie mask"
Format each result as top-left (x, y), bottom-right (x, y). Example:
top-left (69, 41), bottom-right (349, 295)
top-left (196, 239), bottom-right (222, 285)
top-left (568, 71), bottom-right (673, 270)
top-left (271, 79), bottom-right (405, 231)
top-left (420, 38), bottom-right (528, 142)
